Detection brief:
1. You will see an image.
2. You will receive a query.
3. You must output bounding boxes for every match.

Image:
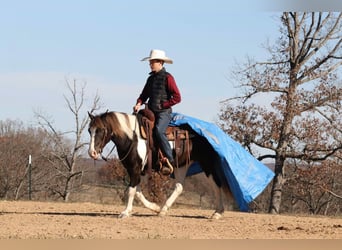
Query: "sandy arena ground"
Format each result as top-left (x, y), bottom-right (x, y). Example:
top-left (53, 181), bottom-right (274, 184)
top-left (0, 200), bottom-right (341, 239)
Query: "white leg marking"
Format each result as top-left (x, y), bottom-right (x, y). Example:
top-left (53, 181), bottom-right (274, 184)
top-left (159, 183), bottom-right (183, 217)
top-left (211, 212), bottom-right (222, 220)
top-left (135, 186), bottom-right (161, 213)
top-left (119, 186), bottom-right (136, 218)
top-left (159, 165), bottom-right (189, 216)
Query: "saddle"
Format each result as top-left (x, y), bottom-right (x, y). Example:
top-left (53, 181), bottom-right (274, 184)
top-left (137, 108), bottom-right (191, 174)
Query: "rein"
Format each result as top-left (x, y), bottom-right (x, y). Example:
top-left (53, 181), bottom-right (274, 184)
top-left (100, 144), bottom-right (116, 161)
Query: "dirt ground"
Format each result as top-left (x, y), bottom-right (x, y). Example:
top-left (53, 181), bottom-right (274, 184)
top-left (0, 200), bottom-right (341, 239)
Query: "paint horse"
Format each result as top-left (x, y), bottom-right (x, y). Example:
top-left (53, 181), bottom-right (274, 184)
top-left (88, 111), bottom-right (233, 219)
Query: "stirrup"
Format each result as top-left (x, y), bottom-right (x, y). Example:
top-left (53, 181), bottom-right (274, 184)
top-left (159, 157), bottom-right (174, 175)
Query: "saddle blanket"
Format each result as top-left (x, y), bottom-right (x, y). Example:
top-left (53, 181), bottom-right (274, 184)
top-left (169, 113), bottom-right (275, 212)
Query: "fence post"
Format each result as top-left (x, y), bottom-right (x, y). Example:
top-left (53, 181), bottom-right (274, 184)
top-left (28, 155), bottom-right (32, 200)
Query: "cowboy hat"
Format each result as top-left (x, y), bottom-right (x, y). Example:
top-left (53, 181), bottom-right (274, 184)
top-left (141, 49), bottom-right (173, 64)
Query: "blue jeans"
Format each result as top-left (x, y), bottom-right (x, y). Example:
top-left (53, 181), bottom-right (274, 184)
top-left (154, 110), bottom-right (173, 162)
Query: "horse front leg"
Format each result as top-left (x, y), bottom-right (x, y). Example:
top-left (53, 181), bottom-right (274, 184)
top-left (119, 186), bottom-right (136, 218)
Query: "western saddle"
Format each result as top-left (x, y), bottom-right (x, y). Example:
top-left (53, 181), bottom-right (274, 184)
top-left (137, 108), bottom-right (191, 175)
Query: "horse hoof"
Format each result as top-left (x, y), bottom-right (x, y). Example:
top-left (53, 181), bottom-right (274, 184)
top-left (151, 205), bottom-right (161, 213)
top-left (158, 210), bottom-right (167, 217)
top-left (118, 212), bottom-right (130, 219)
top-left (210, 212), bottom-right (222, 220)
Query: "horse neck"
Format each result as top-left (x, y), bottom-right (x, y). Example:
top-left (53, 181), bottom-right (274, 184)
top-left (106, 112), bottom-right (138, 143)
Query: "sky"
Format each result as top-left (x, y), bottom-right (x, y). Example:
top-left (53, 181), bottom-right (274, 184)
top-left (0, 0), bottom-right (339, 134)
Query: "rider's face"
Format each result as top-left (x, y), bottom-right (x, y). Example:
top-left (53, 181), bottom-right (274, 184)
top-left (149, 59), bottom-right (163, 72)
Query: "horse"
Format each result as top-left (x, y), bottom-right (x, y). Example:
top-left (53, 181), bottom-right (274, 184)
top-left (87, 110), bottom-right (233, 219)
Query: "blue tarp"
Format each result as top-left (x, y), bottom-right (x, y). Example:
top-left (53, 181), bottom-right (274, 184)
top-left (170, 113), bottom-right (275, 212)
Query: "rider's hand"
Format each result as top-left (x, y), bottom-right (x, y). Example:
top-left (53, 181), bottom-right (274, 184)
top-left (133, 103), bottom-right (141, 113)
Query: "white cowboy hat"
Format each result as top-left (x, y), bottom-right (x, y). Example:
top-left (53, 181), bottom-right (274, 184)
top-left (141, 49), bottom-right (173, 64)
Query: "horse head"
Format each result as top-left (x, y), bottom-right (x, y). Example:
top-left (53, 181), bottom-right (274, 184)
top-left (87, 111), bottom-right (112, 160)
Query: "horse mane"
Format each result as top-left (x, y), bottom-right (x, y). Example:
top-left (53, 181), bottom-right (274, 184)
top-left (95, 111), bottom-right (133, 139)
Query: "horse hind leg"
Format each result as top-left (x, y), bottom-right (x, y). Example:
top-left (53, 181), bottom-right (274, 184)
top-left (159, 165), bottom-right (188, 217)
top-left (159, 182), bottom-right (183, 217)
top-left (210, 179), bottom-right (235, 219)
top-left (209, 175), bottom-right (225, 220)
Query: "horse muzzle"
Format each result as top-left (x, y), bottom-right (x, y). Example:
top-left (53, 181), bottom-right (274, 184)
top-left (88, 149), bottom-right (101, 160)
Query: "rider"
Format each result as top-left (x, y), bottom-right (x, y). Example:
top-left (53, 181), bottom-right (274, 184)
top-left (133, 49), bottom-right (181, 175)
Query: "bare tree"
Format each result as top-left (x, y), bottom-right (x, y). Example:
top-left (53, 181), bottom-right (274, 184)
top-left (0, 120), bottom-right (28, 199)
top-left (219, 12), bottom-right (341, 214)
top-left (35, 78), bottom-right (100, 201)
top-left (0, 120), bottom-right (53, 200)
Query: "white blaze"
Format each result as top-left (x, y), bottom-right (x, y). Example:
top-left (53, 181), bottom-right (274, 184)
top-left (88, 127), bottom-right (99, 159)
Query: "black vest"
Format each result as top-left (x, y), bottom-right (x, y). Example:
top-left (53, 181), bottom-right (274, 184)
top-left (147, 68), bottom-right (171, 112)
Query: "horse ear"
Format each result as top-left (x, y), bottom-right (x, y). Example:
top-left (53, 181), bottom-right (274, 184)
top-left (88, 111), bottom-right (95, 120)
